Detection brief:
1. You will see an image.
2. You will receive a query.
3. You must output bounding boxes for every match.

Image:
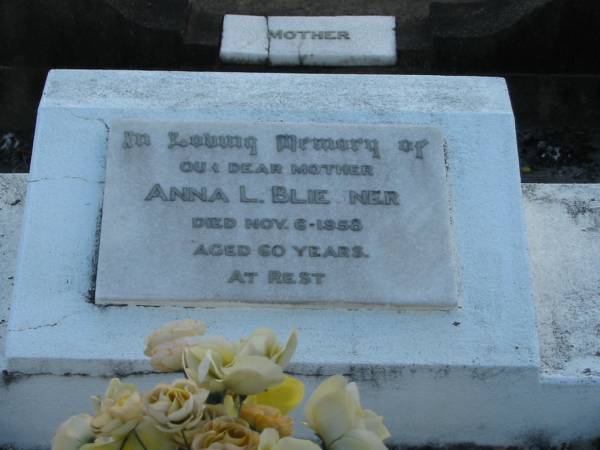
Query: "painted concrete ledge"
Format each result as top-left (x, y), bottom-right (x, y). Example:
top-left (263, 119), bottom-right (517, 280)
top-left (0, 175), bottom-right (599, 448)
top-left (523, 184), bottom-right (600, 379)
top-left (0, 174), bottom-right (26, 367)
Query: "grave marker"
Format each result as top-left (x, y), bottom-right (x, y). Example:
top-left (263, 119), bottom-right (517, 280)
top-left (95, 121), bottom-right (456, 307)
top-left (220, 15), bottom-right (397, 66)
top-left (9, 71), bottom-right (593, 448)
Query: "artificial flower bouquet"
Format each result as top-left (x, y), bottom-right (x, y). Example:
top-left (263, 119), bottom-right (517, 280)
top-left (53, 320), bottom-right (390, 450)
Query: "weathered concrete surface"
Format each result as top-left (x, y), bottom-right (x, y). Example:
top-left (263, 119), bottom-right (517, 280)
top-left (0, 174), bottom-right (26, 366)
top-left (523, 183), bottom-right (600, 379)
top-left (2, 179), bottom-right (597, 374)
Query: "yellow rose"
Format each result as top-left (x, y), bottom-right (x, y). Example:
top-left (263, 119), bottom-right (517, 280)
top-left (144, 320), bottom-right (207, 371)
top-left (258, 429), bottom-right (322, 450)
top-left (190, 417), bottom-right (260, 450)
top-left (91, 379), bottom-right (144, 438)
top-left (185, 347), bottom-right (285, 396)
top-left (52, 414), bottom-right (95, 450)
top-left (304, 376), bottom-right (389, 449)
top-left (79, 418), bottom-right (176, 450)
top-left (201, 444), bottom-right (245, 450)
top-left (240, 404), bottom-right (293, 437)
top-left (245, 376), bottom-right (305, 414)
top-left (145, 378), bottom-right (209, 436)
top-left (237, 329), bottom-right (298, 368)
top-left (202, 403), bottom-right (228, 420)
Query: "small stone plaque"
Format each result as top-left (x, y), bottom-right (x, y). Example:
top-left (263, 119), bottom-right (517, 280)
top-left (219, 15), bottom-right (397, 66)
top-left (220, 15), bottom-right (269, 65)
top-left (95, 121), bottom-right (456, 307)
top-left (267, 16), bottom-right (397, 66)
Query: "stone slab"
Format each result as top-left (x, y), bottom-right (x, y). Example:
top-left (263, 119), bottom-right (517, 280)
top-left (219, 15), bottom-right (397, 66)
top-left (220, 15), bottom-right (268, 64)
top-left (95, 121), bottom-right (455, 307)
top-left (267, 16), bottom-right (397, 66)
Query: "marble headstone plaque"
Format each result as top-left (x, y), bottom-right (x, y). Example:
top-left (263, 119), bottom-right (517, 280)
top-left (95, 121), bottom-right (456, 307)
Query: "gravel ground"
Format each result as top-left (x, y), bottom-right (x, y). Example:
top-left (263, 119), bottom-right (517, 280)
top-left (0, 132), bottom-right (31, 173)
top-left (518, 126), bottom-right (600, 183)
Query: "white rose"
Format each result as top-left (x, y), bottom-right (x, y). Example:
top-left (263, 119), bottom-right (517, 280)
top-left (145, 378), bottom-right (209, 434)
top-left (91, 379), bottom-right (144, 438)
top-left (329, 428), bottom-right (388, 450)
top-left (184, 338), bottom-right (285, 396)
top-left (144, 320), bottom-right (207, 371)
top-left (222, 355), bottom-right (285, 396)
top-left (237, 328), bottom-right (298, 368)
top-left (258, 428), bottom-right (322, 450)
top-left (52, 414), bottom-right (94, 450)
top-left (78, 418), bottom-right (176, 450)
top-left (183, 336), bottom-right (239, 393)
top-left (304, 376), bottom-right (389, 449)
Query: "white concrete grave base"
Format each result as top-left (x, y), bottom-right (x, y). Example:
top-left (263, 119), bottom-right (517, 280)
top-left (1, 71), bottom-right (599, 448)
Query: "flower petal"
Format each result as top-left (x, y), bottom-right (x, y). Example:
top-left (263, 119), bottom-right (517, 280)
top-left (361, 410), bottom-right (390, 441)
top-left (304, 376), bottom-right (359, 446)
top-left (275, 437), bottom-right (322, 450)
top-left (329, 428), bottom-right (388, 450)
top-left (134, 419), bottom-right (178, 450)
top-left (223, 355), bottom-right (284, 396)
top-left (258, 428), bottom-right (280, 450)
top-left (275, 330), bottom-right (298, 368)
top-left (52, 414), bottom-right (95, 450)
top-left (247, 376), bottom-right (305, 414)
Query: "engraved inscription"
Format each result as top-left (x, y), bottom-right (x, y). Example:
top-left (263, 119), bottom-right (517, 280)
top-left (399, 139), bottom-right (429, 159)
top-left (169, 132), bottom-right (258, 155)
top-left (122, 131), bottom-right (151, 149)
top-left (269, 30), bottom-right (351, 40)
top-left (276, 134), bottom-right (380, 159)
top-left (95, 121), bottom-right (456, 307)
